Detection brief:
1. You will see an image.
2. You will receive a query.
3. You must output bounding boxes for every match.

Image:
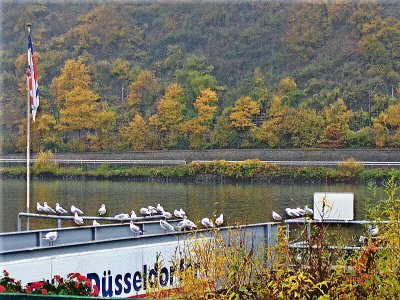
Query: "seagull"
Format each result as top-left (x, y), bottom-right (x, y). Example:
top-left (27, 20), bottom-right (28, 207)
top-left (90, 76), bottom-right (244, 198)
top-left (174, 209), bottom-right (186, 219)
top-left (37, 202), bottom-right (45, 213)
top-left (295, 207), bottom-right (306, 216)
top-left (43, 202), bottom-right (56, 214)
top-left (140, 207), bottom-right (151, 216)
top-left (71, 205), bottom-right (84, 215)
top-left (160, 220), bottom-right (175, 233)
top-left (148, 206), bottom-right (158, 215)
top-left (286, 208), bottom-right (300, 217)
top-left (114, 213), bottom-right (130, 221)
top-left (201, 217), bottom-right (214, 228)
top-left (370, 226), bottom-right (379, 236)
top-left (130, 221), bottom-right (142, 237)
top-left (93, 220), bottom-right (101, 227)
top-left (43, 231), bottom-right (58, 246)
top-left (74, 212), bottom-right (84, 226)
top-left (215, 214), bottom-right (224, 226)
top-left (156, 203), bottom-right (165, 213)
top-left (272, 211), bottom-right (282, 221)
top-left (131, 210), bottom-right (138, 221)
top-left (98, 204), bottom-right (106, 216)
top-left (162, 211), bottom-right (172, 219)
top-left (304, 205), bottom-right (314, 215)
top-left (177, 218), bottom-right (197, 231)
top-left (55, 203), bottom-right (68, 214)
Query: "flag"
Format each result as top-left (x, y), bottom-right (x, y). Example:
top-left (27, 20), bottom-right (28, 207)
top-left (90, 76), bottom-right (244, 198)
top-left (27, 31), bottom-right (39, 121)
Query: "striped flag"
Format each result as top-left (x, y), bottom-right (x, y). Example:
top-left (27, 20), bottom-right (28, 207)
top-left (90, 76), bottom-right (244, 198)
top-left (27, 31), bottom-right (39, 121)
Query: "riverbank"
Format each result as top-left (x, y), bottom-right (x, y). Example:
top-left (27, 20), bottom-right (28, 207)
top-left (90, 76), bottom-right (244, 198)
top-left (1, 159), bottom-right (399, 184)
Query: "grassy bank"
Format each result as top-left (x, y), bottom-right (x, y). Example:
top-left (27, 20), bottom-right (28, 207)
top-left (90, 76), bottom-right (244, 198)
top-left (1, 159), bottom-right (400, 184)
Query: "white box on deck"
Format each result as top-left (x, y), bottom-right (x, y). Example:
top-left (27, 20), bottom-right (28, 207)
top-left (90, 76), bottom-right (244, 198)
top-left (313, 192), bottom-right (354, 221)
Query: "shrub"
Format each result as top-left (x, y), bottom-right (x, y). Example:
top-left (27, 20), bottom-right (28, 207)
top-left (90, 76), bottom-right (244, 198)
top-left (32, 150), bottom-right (59, 175)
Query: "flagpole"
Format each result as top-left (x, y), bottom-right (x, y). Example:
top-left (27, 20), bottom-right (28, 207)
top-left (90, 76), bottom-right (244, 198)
top-left (26, 23), bottom-right (32, 231)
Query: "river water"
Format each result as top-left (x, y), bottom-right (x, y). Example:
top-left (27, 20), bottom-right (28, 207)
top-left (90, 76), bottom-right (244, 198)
top-left (0, 178), bottom-right (385, 232)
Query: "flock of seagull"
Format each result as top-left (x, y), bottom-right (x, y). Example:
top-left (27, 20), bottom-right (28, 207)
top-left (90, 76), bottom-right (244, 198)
top-left (38, 201), bottom-right (224, 244)
top-left (271, 205), bottom-right (314, 221)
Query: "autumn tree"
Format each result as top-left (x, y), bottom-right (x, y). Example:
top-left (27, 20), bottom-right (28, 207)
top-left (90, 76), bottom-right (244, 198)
top-left (55, 59), bottom-right (116, 151)
top-left (149, 84), bottom-right (186, 149)
top-left (322, 99), bottom-right (354, 148)
top-left (289, 108), bottom-right (325, 148)
top-left (121, 113), bottom-right (150, 150)
top-left (126, 70), bottom-right (160, 118)
top-left (17, 114), bottom-right (62, 152)
top-left (181, 89), bottom-right (219, 149)
top-left (229, 96), bottom-right (260, 147)
top-left (256, 96), bottom-right (292, 148)
top-left (210, 108), bottom-right (239, 148)
top-left (50, 58), bottom-right (91, 111)
top-left (71, 5), bottom-right (143, 58)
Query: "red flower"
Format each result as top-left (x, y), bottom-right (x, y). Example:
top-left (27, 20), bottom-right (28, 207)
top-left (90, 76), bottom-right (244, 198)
top-left (25, 285), bottom-right (32, 294)
top-left (54, 275), bottom-right (61, 282)
top-left (74, 281), bottom-right (80, 289)
top-left (3, 271), bottom-right (9, 276)
top-left (90, 285), bottom-right (99, 297)
top-left (86, 279), bottom-right (92, 288)
top-left (0, 285), bottom-right (6, 293)
top-left (41, 289), bottom-right (47, 295)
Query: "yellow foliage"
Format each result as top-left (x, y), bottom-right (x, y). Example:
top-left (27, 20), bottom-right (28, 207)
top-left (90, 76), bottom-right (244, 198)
top-left (229, 96), bottom-right (260, 130)
top-left (121, 114), bottom-right (149, 150)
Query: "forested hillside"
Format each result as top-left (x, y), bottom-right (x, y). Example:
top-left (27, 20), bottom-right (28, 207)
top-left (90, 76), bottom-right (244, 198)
top-left (1, 1), bottom-right (400, 153)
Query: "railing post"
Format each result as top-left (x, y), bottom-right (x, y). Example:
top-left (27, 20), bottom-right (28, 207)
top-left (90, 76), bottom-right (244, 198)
top-left (17, 214), bottom-right (22, 232)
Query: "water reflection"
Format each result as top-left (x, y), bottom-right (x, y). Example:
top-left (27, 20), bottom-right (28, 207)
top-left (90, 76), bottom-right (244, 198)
top-left (0, 178), bottom-right (385, 232)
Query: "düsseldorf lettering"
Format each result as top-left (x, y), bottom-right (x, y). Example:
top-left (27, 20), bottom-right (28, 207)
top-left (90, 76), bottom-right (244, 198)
top-left (87, 260), bottom-right (184, 297)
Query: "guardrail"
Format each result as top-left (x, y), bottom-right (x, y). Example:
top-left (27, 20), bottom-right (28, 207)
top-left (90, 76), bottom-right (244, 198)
top-left (2, 158), bottom-right (400, 167)
top-left (0, 159), bottom-right (187, 166)
top-left (17, 212), bottom-right (165, 232)
top-left (192, 160), bottom-right (400, 167)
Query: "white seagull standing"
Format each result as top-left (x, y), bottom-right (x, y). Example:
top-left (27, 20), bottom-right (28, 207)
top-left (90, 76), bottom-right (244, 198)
top-left (140, 207), bottom-right (151, 216)
top-left (98, 204), bottom-right (106, 216)
top-left (201, 217), bottom-right (214, 228)
top-left (71, 205), bottom-right (84, 215)
top-left (93, 220), bottom-right (101, 227)
top-left (37, 202), bottom-right (45, 213)
top-left (174, 209), bottom-right (186, 219)
top-left (215, 214), bottom-right (224, 226)
top-left (160, 220), bottom-right (175, 233)
top-left (43, 202), bottom-right (56, 214)
top-left (177, 218), bottom-right (197, 231)
top-left (272, 211), bottom-right (282, 221)
top-left (148, 206), bottom-right (158, 215)
top-left (55, 203), bottom-right (68, 214)
top-left (286, 208), bottom-right (300, 218)
top-left (131, 210), bottom-right (138, 221)
top-left (130, 221), bottom-right (142, 237)
top-left (295, 207), bottom-right (306, 216)
top-left (74, 213), bottom-right (84, 226)
top-left (304, 205), bottom-right (314, 215)
top-left (156, 203), bottom-right (165, 213)
top-left (162, 211), bottom-right (172, 219)
top-left (43, 231), bottom-right (58, 246)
